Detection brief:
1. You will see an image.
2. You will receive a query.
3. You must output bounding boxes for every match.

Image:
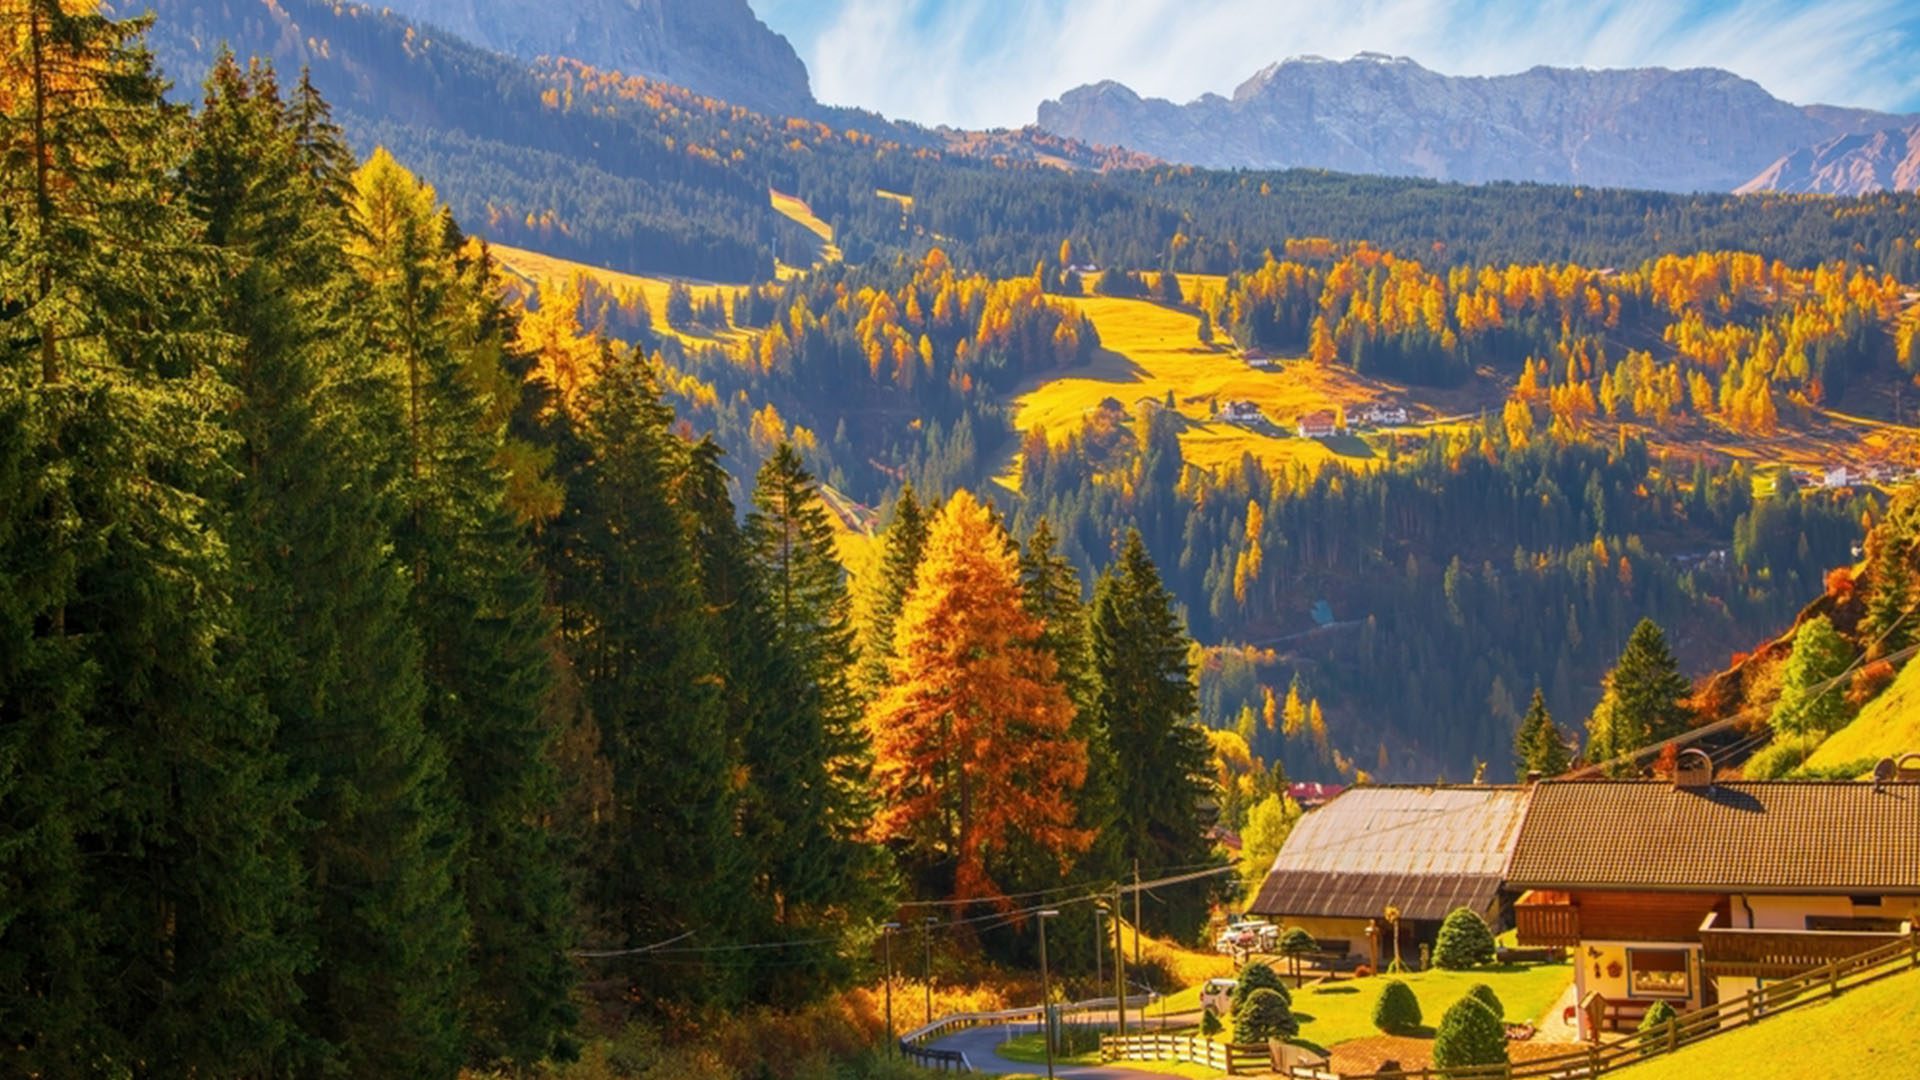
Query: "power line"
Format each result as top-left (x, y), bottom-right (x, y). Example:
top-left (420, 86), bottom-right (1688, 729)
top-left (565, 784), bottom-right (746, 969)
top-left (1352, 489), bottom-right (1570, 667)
top-left (571, 863), bottom-right (1247, 962)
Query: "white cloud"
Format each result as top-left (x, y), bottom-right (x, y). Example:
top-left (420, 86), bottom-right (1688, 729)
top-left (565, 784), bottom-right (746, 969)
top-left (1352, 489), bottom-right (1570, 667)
top-left (780, 0), bottom-right (1920, 129)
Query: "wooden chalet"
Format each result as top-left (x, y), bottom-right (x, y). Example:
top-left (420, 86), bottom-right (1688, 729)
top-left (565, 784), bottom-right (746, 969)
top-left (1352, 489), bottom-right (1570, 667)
top-left (1508, 754), bottom-right (1920, 1036)
top-left (1248, 785), bottom-right (1533, 966)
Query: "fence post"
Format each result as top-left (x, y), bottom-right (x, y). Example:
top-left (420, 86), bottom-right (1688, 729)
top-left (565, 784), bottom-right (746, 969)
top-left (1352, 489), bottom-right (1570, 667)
top-left (1667, 1015), bottom-right (1677, 1055)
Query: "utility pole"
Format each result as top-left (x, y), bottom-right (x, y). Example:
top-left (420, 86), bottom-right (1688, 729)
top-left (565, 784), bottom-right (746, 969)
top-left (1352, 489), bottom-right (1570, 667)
top-left (923, 915), bottom-right (937, 1027)
top-left (1038, 909), bottom-right (1060, 1080)
top-left (1093, 906), bottom-right (1105, 994)
top-left (1133, 860), bottom-right (1143, 968)
top-left (882, 922), bottom-right (901, 1056)
top-left (1113, 883), bottom-right (1127, 1039)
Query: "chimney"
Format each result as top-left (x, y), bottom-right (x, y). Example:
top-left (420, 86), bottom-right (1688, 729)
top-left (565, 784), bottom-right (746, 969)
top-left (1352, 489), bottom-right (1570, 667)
top-left (1525, 770), bottom-right (1543, 784)
top-left (1674, 749), bottom-right (1713, 790)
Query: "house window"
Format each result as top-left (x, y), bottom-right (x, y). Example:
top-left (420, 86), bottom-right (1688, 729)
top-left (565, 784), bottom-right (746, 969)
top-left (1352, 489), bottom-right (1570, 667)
top-left (1848, 895), bottom-right (1882, 908)
top-left (1627, 949), bottom-right (1691, 999)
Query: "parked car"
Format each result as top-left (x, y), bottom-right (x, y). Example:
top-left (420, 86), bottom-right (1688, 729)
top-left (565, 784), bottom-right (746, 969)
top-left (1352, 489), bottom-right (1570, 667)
top-left (1214, 927), bottom-right (1261, 953)
top-left (1199, 976), bottom-right (1238, 1016)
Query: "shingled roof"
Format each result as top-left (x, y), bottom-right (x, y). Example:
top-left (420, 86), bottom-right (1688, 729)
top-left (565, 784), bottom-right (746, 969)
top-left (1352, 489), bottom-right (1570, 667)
top-left (1249, 786), bottom-right (1533, 922)
top-left (1507, 780), bottom-right (1920, 893)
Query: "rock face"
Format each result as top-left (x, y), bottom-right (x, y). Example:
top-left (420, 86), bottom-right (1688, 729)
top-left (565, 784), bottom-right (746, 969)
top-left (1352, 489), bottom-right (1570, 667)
top-left (1739, 123), bottom-right (1920, 195)
top-left (375, 0), bottom-right (813, 116)
top-left (1037, 53), bottom-right (1910, 192)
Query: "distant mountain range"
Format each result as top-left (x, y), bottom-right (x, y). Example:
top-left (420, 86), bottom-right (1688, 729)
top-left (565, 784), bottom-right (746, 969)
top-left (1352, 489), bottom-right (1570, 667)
top-left (1739, 122), bottom-right (1920, 196)
top-left (1036, 53), bottom-right (1914, 193)
top-left (370, 0), bottom-right (815, 117)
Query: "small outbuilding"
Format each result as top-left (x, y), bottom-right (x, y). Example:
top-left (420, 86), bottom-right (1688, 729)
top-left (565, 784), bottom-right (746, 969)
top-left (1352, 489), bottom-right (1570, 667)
top-left (1247, 785), bottom-right (1534, 966)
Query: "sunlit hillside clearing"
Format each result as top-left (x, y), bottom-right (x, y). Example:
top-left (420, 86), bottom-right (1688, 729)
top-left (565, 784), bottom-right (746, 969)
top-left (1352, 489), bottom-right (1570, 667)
top-left (1010, 295), bottom-right (1414, 476)
top-left (817, 483), bottom-right (878, 575)
top-left (1610, 966), bottom-right (1920, 1080)
top-left (770, 189), bottom-right (843, 264)
top-left (1804, 656), bottom-right (1920, 773)
top-left (490, 243), bottom-right (756, 349)
top-left (875, 188), bottom-right (914, 212)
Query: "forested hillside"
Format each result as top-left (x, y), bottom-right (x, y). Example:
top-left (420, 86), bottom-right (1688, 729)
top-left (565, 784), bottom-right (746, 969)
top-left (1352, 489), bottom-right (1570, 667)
top-left (127, 0), bottom-right (1920, 284)
top-left (8, 1), bottom-right (1920, 1075)
top-left (0, 6), bottom-right (1221, 1073)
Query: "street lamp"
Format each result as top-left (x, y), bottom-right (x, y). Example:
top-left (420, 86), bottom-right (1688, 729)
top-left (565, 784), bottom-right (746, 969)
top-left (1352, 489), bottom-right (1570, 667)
top-left (1038, 909), bottom-right (1060, 1080)
top-left (922, 915), bottom-right (938, 1026)
top-left (881, 922), bottom-right (901, 1057)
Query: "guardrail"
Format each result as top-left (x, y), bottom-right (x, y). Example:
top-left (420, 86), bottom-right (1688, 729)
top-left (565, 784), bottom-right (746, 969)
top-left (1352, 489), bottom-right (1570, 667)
top-left (897, 993), bottom-right (1157, 1073)
top-left (1285, 931), bottom-right (1920, 1079)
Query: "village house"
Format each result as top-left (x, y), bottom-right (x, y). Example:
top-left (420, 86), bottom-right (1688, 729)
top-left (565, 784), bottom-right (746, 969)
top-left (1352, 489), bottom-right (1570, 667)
top-left (1216, 399), bottom-right (1265, 425)
top-left (1248, 785), bottom-right (1533, 967)
top-left (1286, 781), bottom-right (1346, 810)
top-left (1508, 754), bottom-right (1920, 1037)
top-left (1822, 465), bottom-right (1855, 489)
top-left (1354, 403), bottom-right (1410, 428)
top-left (1296, 409), bottom-right (1340, 438)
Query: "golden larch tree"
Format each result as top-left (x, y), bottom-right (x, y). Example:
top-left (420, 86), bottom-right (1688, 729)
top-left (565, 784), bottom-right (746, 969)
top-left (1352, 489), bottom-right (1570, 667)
top-left (867, 490), bottom-right (1089, 904)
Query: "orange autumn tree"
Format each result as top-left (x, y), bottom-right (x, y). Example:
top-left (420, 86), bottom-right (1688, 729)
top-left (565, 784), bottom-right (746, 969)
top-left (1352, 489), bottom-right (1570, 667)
top-left (867, 490), bottom-right (1089, 904)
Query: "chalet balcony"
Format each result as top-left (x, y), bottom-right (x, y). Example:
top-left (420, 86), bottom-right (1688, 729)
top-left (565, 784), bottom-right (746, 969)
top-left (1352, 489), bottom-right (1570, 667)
top-left (1698, 911), bottom-right (1914, 979)
top-left (1515, 891), bottom-right (1580, 947)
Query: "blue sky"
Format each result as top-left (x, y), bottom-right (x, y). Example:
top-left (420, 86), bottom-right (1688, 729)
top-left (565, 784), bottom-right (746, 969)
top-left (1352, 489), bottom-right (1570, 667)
top-left (753, 0), bottom-right (1920, 129)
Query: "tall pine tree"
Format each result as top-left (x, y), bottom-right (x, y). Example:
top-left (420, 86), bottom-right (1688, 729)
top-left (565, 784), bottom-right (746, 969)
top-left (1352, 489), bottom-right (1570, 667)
top-left (744, 443), bottom-right (888, 997)
top-left (1512, 687), bottom-right (1571, 778)
top-left (1088, 530), bottom-right (1219, 935)
top-left (548, 345), bottom-right (748, 999)
top-left (855, 482), bottom-right (930, 696)
top-left (1, 8), bottom-right (302, 1072)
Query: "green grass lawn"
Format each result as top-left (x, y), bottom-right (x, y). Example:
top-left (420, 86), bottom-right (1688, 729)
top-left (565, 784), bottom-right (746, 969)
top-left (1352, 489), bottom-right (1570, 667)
top-left (1286, 963), bottom-right (1572, 1053)
top-left (1610, 967), bottom-right (1920, 1079)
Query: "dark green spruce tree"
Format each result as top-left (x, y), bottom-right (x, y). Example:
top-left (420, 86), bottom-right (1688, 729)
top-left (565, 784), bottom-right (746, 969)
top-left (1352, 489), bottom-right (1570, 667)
top-left (345, 146), bottom-right (577, 1066)
top-left (1592, 618), bottom-right (1695, 773)
top-left (1088, 529), bottom-right (1219, 936)
top-left (855, 481), bottom-right (930, 696)
top-left (1512, 687), bottom-right (1571, 778)
top-left (548, 345), bottom-right (748, 1000)
top-left (1, 10), bottom-right (302, 1074)
top-left (746, 443), bottom-right (889, 997)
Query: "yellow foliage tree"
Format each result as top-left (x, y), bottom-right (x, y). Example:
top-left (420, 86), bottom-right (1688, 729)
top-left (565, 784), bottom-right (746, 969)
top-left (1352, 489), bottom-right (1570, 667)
top-left (867, 491), bottom-right (1089, 903)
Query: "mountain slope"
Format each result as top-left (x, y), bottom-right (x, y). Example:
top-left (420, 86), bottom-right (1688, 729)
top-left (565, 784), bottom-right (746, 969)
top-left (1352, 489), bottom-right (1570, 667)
top-left (371, 0), bottom-right (813, 117)
top-left (1739, 122), bottom-right (1920, 195)
top-left (1037, 53), bottom-right (1910, 192)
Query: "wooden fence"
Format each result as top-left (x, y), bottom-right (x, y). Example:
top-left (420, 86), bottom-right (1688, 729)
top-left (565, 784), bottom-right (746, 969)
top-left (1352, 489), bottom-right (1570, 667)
top-left (1100, 1031), bottom-right (1272, 1075)
top-left (1287, 931), bottom-right (1920, 1079)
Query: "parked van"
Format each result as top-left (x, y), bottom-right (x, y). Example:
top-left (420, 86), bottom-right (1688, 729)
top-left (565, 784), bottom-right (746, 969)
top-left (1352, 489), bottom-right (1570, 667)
top-left (1199, 976), bottom-right (1237, 1016)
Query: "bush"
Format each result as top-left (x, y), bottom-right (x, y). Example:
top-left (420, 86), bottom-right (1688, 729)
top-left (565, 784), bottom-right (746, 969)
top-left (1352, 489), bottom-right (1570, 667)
top-left (1464, 983), bottom-right (1504, 1021)
top-left (1744, 732), bottom-right (1827, 779)
top-left (1202, 1006), bottom-right (1223, 1037)
top-left (1371, 979), bottom-right (1423, 1034)
top-left (1231, 961), bottom-right (1289, 1013)
top-left (1431, 997), bottom-right (1509, 1075)
top-left (1432, 907), bottom-right (1497, 969)
top-left (1638, 1000), bottom-right (1678, 1034)
top-left (1233, 987), bottom-right (1299, 1044)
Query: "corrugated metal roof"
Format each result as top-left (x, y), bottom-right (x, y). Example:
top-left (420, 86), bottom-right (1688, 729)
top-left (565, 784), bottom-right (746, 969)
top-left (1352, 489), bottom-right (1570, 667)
top-left (1507, 780), bottom-right (1920, 893)
top-left (1249, 785), bottom-right (1534, 921)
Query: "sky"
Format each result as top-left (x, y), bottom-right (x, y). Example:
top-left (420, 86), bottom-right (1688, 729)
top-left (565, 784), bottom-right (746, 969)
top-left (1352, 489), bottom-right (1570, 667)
top-left (752, 0), bottom-right (1920, 130)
